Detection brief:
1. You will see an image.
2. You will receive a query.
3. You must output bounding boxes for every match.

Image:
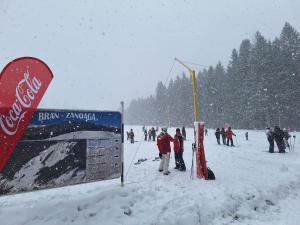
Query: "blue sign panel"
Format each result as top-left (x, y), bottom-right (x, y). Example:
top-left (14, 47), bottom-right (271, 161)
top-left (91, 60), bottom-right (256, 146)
top-left (0, 109), bottom-right (122, 195)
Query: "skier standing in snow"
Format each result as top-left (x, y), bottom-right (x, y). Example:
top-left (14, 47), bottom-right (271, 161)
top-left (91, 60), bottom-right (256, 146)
top-left (225, 127), bottom-right (236, 146)
top-left (129, 129), bottom-right (135, 144)
top-left (221, 127), bottom-right (226, 145)
top-left (151, 127), bottom-right (156, 141)
top-left (245, 132), bottom-right (248, 141)
top-left (157, 128), bottom-right (174, 175)
top-left (144, 128), bottom-right (147, 141)
top-left (266, 127), bottom-right (274, 153)
top-left (182, 126), bottom-right (186, 140)
top-left (215, 128), bottom-right (221, 145)
top-left (126, 131), bottom-right (130, 141)
top-left (173, 128), bottom-right (186, 171)
top-left (205, 128), bottom-right (208, 136)
top-left (273, 126), bottom-right (286, 153)
top-left (148, 129), bottom-right (152, 142)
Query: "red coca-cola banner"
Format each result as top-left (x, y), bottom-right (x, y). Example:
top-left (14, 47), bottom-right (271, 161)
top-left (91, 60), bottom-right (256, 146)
top-left (0, 57), bottom-right (53, 171)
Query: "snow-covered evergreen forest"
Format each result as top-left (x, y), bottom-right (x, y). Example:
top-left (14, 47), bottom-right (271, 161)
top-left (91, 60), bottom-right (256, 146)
top-left (126, 22), bottom-right (300, 130)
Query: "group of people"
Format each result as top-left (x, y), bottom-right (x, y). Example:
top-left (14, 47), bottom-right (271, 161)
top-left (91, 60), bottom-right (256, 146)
top-left (266, 126), bottom-right (292, 153)
top-left (143, 127), bottom-right (157, 141)
top-left (131, 124), bottom-right (295, 177)
top-left (156, 127), bottom-right (186, 175)
top-left (215, 127), bottom-right (236, 146)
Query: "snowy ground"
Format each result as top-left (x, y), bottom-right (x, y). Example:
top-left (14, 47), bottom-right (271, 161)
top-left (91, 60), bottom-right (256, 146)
top-left (0, 126), bottom-right (299, 225)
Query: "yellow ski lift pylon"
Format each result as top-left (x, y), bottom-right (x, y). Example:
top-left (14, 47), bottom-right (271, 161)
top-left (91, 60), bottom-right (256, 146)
top-left (174, 57), bottom-right (199, 122)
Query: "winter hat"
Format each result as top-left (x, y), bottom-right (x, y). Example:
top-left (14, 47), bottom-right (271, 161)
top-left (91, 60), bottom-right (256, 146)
top-left (161, 127), bottom-right (168, 133)
top-left (176, 128), bottom-right (180, 132)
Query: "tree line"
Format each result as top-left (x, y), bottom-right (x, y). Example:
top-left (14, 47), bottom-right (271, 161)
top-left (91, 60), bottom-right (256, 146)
top-left (126, 22), bottom-right (300, 130)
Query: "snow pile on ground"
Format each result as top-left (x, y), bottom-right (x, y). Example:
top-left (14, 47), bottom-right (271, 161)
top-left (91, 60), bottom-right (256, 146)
top-left (0, 126), bottom-right (299, 225)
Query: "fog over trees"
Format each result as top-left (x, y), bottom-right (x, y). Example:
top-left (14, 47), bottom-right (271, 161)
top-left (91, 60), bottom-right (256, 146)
top-left (126, 23), bottom-right (300, 130)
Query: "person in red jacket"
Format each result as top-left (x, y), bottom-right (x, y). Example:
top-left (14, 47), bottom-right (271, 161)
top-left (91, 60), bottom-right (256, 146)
top-left (225, 127), bottom-right (236, 146)
top-left (173, 128), bottom-right (186, 171)
top-left (156, 128), bottom-right (174, 175)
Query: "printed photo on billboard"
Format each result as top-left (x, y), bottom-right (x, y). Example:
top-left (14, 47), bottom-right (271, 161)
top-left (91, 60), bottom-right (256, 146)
top-left (0, 109), bottom-right (122, 195)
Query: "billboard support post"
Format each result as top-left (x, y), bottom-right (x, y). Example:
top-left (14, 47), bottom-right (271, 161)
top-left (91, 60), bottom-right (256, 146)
top-left (121, 101), bottom-right (125, 186)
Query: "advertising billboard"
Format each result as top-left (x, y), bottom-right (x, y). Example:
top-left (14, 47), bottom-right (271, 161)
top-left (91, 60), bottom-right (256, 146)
top-left (0, 109), bottom-right (122, 195)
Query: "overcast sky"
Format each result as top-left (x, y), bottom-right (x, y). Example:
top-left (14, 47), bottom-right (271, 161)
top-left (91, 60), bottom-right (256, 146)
top-left (0, 0), bottom-right (299, 111)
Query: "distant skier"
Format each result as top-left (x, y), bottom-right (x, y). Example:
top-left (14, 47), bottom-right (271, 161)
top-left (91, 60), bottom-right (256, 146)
top-left (156, 128), bottom-right (174, 175)
top-left (182, 126), bottom-right (186, 140)
top-left (245, 132), bottom-right (248, 141)
top-left (151, 127), bottom-right (156, 141)
top-left (283, 128), bottom-right (291, 150)
top-left (144, 128), bottom-right (148, 141)
top-left (129, 129), bottom-right (135, 144)
top-left (225, 127), bottom-right (236, 146)
top-left (126, 131), bottom-right (130, 141)
top-left (173, 128), bottom-right (186, 171)
top-left (266, 127), bottom-right (274, 153)
top-left (273, 126), bottom-right (285, 153)
top-left (148, 129), bottom-right (152, 142)
top-left (215, 128), bottom-right (221, 145)
top-left (205, 128), bottom-right (208, 136)
top-left (221, 127), bottom-right (226, 145)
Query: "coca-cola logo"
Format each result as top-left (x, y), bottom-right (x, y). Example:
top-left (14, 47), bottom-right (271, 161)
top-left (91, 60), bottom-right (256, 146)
top-left (0, 57), bottom-right (53, 171)
top-left (0, 70), bottom-right (42, 136)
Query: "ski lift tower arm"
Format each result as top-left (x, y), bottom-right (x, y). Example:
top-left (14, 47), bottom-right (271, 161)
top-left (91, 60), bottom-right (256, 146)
top-left (174, 57), bottom-right (199, 122)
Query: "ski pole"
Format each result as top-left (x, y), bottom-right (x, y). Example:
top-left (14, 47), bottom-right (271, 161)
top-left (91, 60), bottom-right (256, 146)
top-left (292, 135), bottom-right (296, 152)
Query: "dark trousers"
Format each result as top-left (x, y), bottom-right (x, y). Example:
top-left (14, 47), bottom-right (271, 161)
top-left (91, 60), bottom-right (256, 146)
top-left (227, 137), bottom-right (234, 146)
top-left (144, 135), bottom-right (147, 141)
top-left (275, 138), bottom-right (285, 153)
top-left (216, 138), bottom-right (220, 145)
top-left (174, 151), bottom-right (186, 170)
top-left (222, 135), bottom-right (226, 145)
top-left (268, 138), bottom-right (274, 153)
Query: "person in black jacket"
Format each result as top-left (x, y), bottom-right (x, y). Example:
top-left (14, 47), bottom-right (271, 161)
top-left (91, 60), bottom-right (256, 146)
top-left (151, 127), bottom-right (156, 141)
top-left (221, 127), bottom-right (226, 145)
top-left (144, 128), bottom-right (147, 141)
top-left (182, 126), bottom-right (186, 140)
top-left (273, 126), bottom-right (285, 153)
top-left (266, 127), bottom-right (274, 153)
top-left (129, 129), bottom-right (135, 144)
top-left (245, 131), bottom-right (249, 141)
top-left (215, 128), bottom-right (221, 145)
top-left (173, 128), bottom-right (186, 171)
